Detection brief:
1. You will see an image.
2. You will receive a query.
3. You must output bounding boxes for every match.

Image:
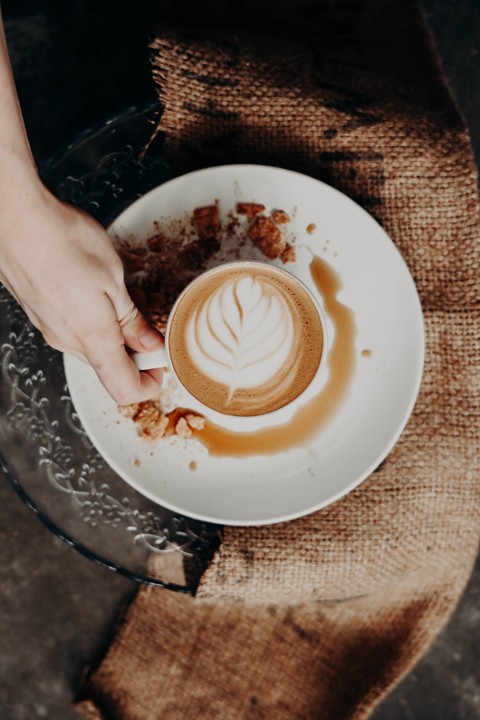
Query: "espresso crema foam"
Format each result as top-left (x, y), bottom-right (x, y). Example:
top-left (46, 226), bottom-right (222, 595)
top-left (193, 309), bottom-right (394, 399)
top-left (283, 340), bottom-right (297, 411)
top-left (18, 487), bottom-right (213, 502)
top-left (168, 264), bottom-right (324, 416)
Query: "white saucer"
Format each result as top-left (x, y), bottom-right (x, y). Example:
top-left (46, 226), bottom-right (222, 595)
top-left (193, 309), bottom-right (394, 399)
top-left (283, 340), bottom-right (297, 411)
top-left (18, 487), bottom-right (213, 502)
top-left (64, 165), bottom-right (424, 526)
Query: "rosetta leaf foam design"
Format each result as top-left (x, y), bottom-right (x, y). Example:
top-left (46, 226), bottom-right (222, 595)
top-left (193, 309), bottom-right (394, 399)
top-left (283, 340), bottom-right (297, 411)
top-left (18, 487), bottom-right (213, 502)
top-left (186, 274), bottom-right (294, 404)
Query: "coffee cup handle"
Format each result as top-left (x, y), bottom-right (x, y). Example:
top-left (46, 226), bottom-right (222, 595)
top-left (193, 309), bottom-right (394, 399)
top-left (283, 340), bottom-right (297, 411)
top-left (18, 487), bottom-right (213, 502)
top-left (132, 347), bottom-right (168, 371)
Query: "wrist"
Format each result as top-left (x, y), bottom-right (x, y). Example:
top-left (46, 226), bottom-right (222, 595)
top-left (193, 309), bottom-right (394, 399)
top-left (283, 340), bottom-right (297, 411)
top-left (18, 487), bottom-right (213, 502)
top-left (0, 152), bottom-right (55, 229)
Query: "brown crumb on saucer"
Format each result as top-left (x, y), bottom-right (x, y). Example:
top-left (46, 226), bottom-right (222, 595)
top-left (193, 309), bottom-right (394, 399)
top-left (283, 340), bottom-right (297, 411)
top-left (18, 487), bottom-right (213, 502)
top-left (192, 204), bottom-right (220, 238)
top-left (236, 202), bottom-right (266, 220)
top-left (175, 416), bottom-right (192, 439)
top-left (131, 402), bottom-right (169, 440)
top-left (122, 399), bottom-right (206, 442)
top-left (118, 403), bottom-right (138, 420)
top-left (189, 461), bottom-right (197, 471)
top-left (185, 413), bottom-right (206, 431)
top-left (174, 412), bottom-right (206, 439)
top-left (119, 249), bottom-right (145, 274)
top-left (280, 243), bottom-right (296, 264)
top-left (248, 215), bottom-right (286, 260)
top-left (271, 209), bottom-right (291, 224)
top-left (306, 223), bottom-right (317, 234)
top-left (147, 234), bottom-right (167, 252)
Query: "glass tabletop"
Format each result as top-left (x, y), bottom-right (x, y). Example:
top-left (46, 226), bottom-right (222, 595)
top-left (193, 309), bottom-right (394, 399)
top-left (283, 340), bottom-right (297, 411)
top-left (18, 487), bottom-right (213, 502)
top-left (0, 104), bottom-right (221, 592)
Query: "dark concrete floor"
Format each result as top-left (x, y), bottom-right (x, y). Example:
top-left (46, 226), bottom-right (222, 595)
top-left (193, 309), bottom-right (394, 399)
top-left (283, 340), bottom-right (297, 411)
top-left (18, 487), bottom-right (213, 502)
top-left (0, 1), bottom-right (479, 718)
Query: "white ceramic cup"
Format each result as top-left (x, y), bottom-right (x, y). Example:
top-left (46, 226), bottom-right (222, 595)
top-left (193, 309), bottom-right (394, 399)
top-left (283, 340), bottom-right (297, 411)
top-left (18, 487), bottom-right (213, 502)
top-left (133, 260), bottom-right (328, 432)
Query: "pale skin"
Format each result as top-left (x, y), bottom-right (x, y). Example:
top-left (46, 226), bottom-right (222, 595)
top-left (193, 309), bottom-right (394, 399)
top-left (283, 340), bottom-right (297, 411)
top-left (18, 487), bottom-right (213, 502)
top-left (0, 15), bottom-right (164, 405)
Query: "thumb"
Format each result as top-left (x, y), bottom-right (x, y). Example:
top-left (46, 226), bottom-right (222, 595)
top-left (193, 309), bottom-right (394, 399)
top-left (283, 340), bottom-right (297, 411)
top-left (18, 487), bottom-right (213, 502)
top-left (118, 303), bottom-right (164, 353)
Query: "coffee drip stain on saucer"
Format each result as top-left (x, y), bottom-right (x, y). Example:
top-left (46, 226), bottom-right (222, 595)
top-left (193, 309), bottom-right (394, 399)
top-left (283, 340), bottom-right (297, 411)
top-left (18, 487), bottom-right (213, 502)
top-left (190, 255), bottom-right (357, 457)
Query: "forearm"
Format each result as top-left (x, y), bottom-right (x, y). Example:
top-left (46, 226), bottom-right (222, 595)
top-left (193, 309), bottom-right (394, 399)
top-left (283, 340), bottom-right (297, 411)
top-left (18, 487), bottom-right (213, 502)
top-left (0, 12), bottom-right (163, 404)
top-left (0, 13), bottom-right (45, 213)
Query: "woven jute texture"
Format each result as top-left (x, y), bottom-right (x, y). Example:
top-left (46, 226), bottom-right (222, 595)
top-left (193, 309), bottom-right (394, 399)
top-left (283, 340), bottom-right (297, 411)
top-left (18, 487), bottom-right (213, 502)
top-left (77, 0), bottom-right (480, 718)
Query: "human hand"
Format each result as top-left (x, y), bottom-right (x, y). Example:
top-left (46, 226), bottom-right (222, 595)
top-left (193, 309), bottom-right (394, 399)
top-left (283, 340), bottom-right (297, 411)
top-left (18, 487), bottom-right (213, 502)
top-left (0, 15), bottom-right (163, 405)
top-left (0, 184), bottom-right (164, 405)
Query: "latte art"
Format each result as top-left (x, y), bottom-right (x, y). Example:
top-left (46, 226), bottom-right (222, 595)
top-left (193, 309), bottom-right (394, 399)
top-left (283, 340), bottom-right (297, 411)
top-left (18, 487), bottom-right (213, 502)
top-left (168, 263), bottom-right (324, 416)
top-left (186, 275), bottom-right (294, 404)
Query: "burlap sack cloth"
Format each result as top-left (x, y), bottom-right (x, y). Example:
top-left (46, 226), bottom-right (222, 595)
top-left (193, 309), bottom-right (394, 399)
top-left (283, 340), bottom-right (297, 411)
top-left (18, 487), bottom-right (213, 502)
top-left (76, 1), bottom-right (480, 718)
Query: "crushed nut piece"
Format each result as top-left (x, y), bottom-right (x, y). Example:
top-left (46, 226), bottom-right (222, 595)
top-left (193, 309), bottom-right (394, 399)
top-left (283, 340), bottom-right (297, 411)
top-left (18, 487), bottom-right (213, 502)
top-left (118, 404), bottom-right (138, 420)
top-left (248, 215), bottom-right (287, 260)
top-left (236, 202), bottom-right (266, 220)
top-left (133, 402), bottom-right (169, 440)
top-left (271, 210), bottom-right (291, 224)
top-left (175, 416), bottom-right (192, 439)
top-left (280, 243), bottom-right (296, 264)
top-left (192, 204), bottom-right (220, 238)
top-left (186, 414), bottom-right (206, 431)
